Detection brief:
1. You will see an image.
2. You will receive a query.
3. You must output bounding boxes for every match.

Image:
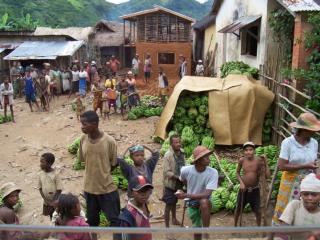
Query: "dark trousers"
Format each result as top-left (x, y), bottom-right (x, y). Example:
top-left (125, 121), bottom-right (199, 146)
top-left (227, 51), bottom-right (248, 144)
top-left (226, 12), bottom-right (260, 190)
top-left (84, 190), bottom-right (120, 227)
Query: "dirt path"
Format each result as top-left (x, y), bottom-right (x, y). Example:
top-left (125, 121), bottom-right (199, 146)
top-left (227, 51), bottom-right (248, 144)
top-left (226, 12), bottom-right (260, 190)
top-left (0, 95), bottom-right (259, 238)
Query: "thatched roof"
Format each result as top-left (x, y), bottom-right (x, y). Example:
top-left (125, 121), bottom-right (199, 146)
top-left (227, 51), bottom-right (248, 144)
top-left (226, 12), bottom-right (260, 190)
top-left (93, 21), bottom-right (130, 47)
top-left (34, 27), bottom-right (93, 41)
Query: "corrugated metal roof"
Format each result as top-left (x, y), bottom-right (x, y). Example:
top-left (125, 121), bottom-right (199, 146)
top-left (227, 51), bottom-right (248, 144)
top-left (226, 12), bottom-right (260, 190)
top-left (218, 15), bottom-right (261, 33)
top-left (4, 41), bottom-right (84, 60)
top-left (0, 48), bottom-right (5, 54)
top-left (282, 0), bottom-right (320, 12)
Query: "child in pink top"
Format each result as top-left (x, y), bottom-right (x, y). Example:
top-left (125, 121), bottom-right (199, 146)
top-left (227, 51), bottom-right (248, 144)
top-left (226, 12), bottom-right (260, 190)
top-left (55, 193), bottom-right (92, 240)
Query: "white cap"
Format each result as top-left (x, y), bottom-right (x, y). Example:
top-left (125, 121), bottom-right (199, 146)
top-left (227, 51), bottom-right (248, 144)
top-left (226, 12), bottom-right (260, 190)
top-left (127, 71), bottom-right (133, 75)
top-left (91, 61), bottom-right (96, 65)
top-left (301, 173), bottom-right (320, 193)
top-left (198, 60), bottom-right (203, 63)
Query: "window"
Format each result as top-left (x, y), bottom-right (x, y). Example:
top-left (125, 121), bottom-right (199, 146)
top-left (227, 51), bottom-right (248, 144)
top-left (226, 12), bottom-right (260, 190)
top-left (241, 25), bottom-right (259, 57)
top-left (158, 53), bottom-right (175, 64)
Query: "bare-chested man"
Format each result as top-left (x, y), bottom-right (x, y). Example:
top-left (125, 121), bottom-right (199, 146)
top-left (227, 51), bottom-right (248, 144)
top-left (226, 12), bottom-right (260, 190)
top-left (234, 142), bottom-right (270, 226)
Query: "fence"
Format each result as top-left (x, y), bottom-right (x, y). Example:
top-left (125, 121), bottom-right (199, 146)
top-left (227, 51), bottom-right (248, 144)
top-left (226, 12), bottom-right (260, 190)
top-left (259, 68), bottom-right (320, 151)
top-left (0, 224), bottom-right (320, 240)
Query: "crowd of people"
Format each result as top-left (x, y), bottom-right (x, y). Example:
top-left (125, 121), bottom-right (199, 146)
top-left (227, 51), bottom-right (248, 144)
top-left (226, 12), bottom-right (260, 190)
top-left (0, 54), bottom-right (319, 240)
top-left (0, 110), bottom-right (319, 240)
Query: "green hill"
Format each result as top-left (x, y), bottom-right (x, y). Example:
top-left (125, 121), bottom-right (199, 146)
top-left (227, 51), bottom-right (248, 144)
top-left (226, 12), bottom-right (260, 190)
top-left (0, 0), bottom-right (213, 29)
top-left (0, 0), bottom-right (114, 28)
top-left (107, 0), bottom-right (214, 21)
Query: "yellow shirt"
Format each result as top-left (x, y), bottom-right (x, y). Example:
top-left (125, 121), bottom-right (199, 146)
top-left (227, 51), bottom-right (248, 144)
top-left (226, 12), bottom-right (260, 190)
top-left (105, 78), bottom-right (116, 88)
top-left (79, 133), bottom-right (117, 194)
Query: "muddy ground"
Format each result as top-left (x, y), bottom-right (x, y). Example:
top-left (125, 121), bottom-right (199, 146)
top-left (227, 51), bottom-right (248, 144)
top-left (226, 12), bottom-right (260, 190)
top-left (0, 86), bottom-right (265, 239)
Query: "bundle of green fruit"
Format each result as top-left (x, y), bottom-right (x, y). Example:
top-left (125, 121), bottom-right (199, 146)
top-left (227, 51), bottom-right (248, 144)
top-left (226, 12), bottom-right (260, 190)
top-left (161, 91), bottom-right (214, 158)
top-left (220, 61), bottom-right (259, 79)
top-left (68, 137), bottom-right (81, 155)
top-left (128, 95), bottom-right (164, 120)
top-left (0, 114), bottom-right (13, 124)
top-left (0, 194), bottom-right (23, 212)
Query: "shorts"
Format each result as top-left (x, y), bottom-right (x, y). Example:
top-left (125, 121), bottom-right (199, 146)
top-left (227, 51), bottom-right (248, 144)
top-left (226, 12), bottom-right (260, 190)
top-left (120, 94), bottom-right (128, 107)
top-left (43, 204), bottom-right (55, 217)
top-left (159, 87), bottom-right (168, 96)
top-left (162, 187), bottom-right (178, 205)
top-left (236, 187), bottom-right (260, 214)
top-left (144, 71), bottom-right (151, 78)
top-left (187, 207), bottom-right (202, 227)
top-left (25, 93), bottom-right (36, 103)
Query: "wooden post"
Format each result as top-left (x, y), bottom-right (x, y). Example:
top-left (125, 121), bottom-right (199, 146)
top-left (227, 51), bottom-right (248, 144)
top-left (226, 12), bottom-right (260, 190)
top-left (130, 21), bottom-right (132, 44)
top-left (176, 16), bottom-right (179, 42)
top-left (123, 19), bottom-right (126, 68)
top-left (156, 13), bottom-right (159, 42)
top-left (144, 15), bottom-right (147, 42)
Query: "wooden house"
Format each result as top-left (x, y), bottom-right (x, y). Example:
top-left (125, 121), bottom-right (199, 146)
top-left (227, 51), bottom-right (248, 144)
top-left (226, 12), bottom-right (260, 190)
top-left (91, 20), bottom-right (129, 68)
top-left (121, 5), bottom-right (195, 80)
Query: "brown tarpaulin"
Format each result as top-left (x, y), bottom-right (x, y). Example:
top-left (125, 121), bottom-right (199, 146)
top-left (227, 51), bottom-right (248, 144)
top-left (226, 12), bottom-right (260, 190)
top-left (154, 74), bottom-right (275, 145)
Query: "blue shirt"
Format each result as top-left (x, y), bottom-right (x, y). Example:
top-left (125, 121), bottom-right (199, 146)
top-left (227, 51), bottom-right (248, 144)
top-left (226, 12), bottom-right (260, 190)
top-left (24, 76), bottom-right (35, 95)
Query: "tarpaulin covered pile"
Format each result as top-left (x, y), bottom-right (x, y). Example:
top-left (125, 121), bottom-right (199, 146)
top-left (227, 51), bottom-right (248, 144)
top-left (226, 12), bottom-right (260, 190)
top-left (154, 74), bottom-right (275, 145)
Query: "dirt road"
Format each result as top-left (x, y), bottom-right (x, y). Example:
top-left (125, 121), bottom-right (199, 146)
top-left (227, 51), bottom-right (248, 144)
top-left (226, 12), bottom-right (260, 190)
top-left (0, 95), bottom-right (258, 239)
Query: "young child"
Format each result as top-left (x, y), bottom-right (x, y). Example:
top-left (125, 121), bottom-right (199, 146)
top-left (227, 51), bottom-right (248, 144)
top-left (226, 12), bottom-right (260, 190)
top-left (106, 80), bottom-right (117, 114)
top-left (36, 74), bottom-right (50, 111)
top-left (55, 193), bottom-right (92, 240)
top-left (279, 173), bottom-right (320, 240)
top-left (158, 67), bottom-right (168, 106)
top-left (38, 152), bottom-right (62, 220)
top-left (0, 76), bottom-right (15, 122)
top-left (0, 182), bottom-right (21, 240)
top-left (73, 93), bottom-right (85, 121)
top-left (162, 134), bottom-right (185, 228)
top-left (234, 142), bottom-right (270, 226)
top-left (91, 81), bottom-right (103, 117)
top-left (118, 175), bottom-right (153, 240)
top-left (118, 145), bottom-right (160, 198)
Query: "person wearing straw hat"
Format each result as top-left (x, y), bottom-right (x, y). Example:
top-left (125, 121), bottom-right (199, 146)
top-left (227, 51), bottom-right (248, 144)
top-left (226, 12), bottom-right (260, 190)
top-left (278, 173), bottom-right (320, 240)
top-left (272, 112), bottom-right (320, 226)
top-left (176, 146), bottom-right (218, 240)
top-left (0, 182), bottom-right (21, 239)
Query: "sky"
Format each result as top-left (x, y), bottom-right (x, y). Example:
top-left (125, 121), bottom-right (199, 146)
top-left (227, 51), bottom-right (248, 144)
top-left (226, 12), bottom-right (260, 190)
top-left (106, 0), bottom-right (208, 3)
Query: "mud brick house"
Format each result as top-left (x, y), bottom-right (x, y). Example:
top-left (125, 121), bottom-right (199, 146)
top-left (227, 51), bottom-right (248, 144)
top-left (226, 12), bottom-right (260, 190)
top-left (121, 5), bottom-right (195, 80)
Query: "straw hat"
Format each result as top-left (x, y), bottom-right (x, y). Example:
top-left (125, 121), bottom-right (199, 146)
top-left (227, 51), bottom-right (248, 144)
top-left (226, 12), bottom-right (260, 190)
top-left (127, 71), bottom-right (133, 75)
top-left (0, 182), bottom-right (21, 199)
top-left (290, 112), bottom-right (320, 132)
top-left (192, 146), bottom-right (213, 164)
top-left (243, 141), bottom-right (255, 149)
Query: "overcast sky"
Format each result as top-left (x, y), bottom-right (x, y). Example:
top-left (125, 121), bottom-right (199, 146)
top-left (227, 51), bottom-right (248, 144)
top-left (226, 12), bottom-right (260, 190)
top-left (106, 0), bottom-right (208, 3)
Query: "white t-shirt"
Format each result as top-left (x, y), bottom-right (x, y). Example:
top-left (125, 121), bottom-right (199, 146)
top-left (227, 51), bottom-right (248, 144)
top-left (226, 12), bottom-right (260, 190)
top-left (180, 165), bottom-right (218, 195)
top-left (280, 200), bottom-right (320, 240)
top-left (72, 71), bottom-right (80, 82)
top-left (132, 58), bottom-right (140, 69)
top-left (279, 135), bottom-right (318, 164)
top-left (79, 71), bottom-right (88, 79)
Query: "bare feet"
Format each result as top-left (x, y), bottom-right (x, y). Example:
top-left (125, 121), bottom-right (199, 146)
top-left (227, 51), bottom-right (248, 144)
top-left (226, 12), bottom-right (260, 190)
top-left (172, 219), bottom-right (181, 226)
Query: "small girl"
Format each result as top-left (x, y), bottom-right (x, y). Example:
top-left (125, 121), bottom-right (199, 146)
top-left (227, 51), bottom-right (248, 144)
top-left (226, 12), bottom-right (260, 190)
top-left (91, 81), bottom-right (103, 117)
top-left (55, 193), bottom-right (92, 240)
top-left (118, 144), bottom-right (160, 198)
top-left (73, 93), bottom-right (85, 121)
